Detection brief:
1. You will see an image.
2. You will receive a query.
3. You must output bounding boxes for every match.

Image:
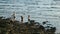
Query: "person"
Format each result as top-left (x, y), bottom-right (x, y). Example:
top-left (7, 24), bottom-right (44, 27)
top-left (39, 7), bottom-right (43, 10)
top-left (28, 15), bottom-right (30, 24)
top-left (11, 11), bottom-right (16, 22)
top-left (21, 16), bottom-right (23, 23)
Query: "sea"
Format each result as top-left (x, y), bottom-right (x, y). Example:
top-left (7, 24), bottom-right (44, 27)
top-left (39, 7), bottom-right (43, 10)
top-left (0, 0), bottom-right (60, 33)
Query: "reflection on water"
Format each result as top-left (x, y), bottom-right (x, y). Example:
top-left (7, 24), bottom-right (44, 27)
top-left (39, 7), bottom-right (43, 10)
top-left (0, 0), bottom-right (60, 33)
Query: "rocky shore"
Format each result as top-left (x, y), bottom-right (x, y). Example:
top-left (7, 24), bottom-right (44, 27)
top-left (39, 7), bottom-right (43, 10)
top-left (0, 15), bottom-right (56, 34)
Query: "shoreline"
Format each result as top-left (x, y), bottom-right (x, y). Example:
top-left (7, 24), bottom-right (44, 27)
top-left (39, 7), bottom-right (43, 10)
top-left (0, 16), bottom-right (56, 34)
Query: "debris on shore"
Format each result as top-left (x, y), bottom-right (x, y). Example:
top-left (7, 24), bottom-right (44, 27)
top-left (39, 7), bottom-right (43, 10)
top-left (0, 12), bottom-right (56, 34)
